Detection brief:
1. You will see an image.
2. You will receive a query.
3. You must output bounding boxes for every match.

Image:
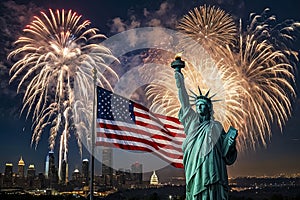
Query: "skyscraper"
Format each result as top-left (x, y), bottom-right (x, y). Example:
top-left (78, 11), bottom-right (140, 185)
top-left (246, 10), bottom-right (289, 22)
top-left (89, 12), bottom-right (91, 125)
top-left (131, 162), bottom-right (143, 184)
top-left (15, 157), bottom-right (26, 187)
top-left (71, 169), bottom-right (81, 187)
top-left (82, 159), bottom-right (89, 186)
top-left (102, 148), bottom-right (113, 186)
top-left (45, 153), bottom-right (49, 178)
top-left (46, 151), bottom-right (58, 187)
top-left (60, 159), bottom-right (68, 184)
top-left (72, 169), bottom-right (80, 180)
top-left (18, 157), bottom-right (25, 178)
top-left (27, 164), bottom-right (36, 187)
top-left (4, 163), bottom-right (13, 187)
top-left (27, 164), bottom-right (36, 178)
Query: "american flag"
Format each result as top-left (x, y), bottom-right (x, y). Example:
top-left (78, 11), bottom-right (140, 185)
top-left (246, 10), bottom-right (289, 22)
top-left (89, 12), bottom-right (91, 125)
top-left (96, 86), bottom-right (185, 168)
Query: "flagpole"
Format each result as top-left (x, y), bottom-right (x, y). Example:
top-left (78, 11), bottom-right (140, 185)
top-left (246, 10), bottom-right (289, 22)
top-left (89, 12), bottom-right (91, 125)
top-left (90, 67), bottom-right (96, 200)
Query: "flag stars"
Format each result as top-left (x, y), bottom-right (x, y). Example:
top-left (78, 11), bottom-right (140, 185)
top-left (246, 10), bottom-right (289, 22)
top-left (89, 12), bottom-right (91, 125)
top-left (98, 88), bottom-right (135, 123)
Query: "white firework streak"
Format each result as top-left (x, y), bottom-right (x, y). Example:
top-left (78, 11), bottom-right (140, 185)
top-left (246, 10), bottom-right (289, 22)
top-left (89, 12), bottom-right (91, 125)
top-left (8, 9), bottom-right (119, 178)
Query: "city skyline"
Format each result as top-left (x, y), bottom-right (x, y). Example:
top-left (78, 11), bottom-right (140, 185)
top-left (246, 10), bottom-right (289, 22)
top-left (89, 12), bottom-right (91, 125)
top-left (0, 0), bottom-right (300, 179)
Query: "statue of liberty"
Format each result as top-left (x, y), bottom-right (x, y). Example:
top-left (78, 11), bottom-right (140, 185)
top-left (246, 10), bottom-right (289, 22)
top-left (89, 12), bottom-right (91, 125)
top-left (172, 56), bottom-right (238, 200)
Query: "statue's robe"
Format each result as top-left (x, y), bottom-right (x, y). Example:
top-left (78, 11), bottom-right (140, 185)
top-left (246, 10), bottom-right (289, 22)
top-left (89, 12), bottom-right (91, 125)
top-left (179, 103), bottom-right (237, 200)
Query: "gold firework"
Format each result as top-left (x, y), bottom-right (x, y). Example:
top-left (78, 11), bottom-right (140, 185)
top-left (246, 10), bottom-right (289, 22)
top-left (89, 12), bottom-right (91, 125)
top-left (177, 5), bottom-right (237, 57)
top-left (145, 6), bottom-right (298, 151)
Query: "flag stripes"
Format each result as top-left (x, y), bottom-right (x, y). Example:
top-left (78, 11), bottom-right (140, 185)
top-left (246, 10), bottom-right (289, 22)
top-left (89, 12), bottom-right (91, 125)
top-left (96, 86), bottom-right (185, 168)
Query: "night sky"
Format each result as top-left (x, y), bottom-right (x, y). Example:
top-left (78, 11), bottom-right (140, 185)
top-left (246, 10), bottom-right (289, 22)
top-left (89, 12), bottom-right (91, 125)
top-left (0, 0), bottom-right (300, 179)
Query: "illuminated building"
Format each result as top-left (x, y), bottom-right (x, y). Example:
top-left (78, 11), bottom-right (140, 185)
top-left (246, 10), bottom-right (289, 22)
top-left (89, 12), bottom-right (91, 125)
top-left (27, 164), bottom-right (36, 187)
top-left (71, 169), bottom-right (81, 187)
top-left (82, 159), bottom-right (89, 186)
top-left (72, 169), bottom-right (81, 181)
top-left (4, 163), bottom-right (13, 187)
top-left (45, 153), bottom-right (49, 178)
top-left (18, 157), bottom-right (25, 178)
top-left (46, 151), bottom-right (58, 187)
top-left (27, 164), bottom-right (36, 178)
top-left (150, 171), bottom-right (159, 185)
top-left (15, 157), bottom-right (26, 187)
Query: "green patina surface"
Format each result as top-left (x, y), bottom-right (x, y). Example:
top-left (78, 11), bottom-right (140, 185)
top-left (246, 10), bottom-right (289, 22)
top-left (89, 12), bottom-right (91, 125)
top-left (174, 70), bottom-right (237, 200)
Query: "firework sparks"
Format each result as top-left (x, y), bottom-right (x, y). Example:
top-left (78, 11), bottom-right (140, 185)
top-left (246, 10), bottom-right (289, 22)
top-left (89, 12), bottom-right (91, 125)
top-left (145, 6), bottom-right (299, 151)
top-left (8, 9), bottom-right (118, 164)
top-left (177, 5), bottom-right (237, 58)
top-left (221, 9), bottom-right (298, 149)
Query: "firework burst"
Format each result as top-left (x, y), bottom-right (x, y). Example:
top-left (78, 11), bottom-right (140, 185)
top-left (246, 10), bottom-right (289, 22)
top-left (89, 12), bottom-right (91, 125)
top-left (221, 9), bottom-right (298, 149)
top-left (8, 9), bottom-right (118, 162)
top-left (145, 6), bottom-right (299, 151)
top-left (177, 5), bottom-right (237, 57)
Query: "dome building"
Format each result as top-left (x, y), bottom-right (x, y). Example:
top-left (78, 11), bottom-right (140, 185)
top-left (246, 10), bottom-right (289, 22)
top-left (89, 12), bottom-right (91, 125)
top-left (150, 171), bottom-right (159, 185)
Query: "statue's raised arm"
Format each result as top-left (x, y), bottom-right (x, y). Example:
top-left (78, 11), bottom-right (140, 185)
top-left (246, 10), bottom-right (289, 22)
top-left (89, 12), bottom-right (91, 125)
top-left (174, 70), bottom-right (190, 110)
top-left (171, 55), bottom-right (190, 110)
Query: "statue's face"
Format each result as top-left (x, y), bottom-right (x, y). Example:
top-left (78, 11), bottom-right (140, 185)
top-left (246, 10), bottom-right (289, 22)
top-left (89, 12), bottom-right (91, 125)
top-left (196, 102), bottom-right (209, 116)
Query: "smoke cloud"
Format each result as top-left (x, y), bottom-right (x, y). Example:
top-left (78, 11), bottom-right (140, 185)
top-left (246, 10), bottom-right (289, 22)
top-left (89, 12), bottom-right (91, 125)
top-left (0, 1), bottom-right (41, 118)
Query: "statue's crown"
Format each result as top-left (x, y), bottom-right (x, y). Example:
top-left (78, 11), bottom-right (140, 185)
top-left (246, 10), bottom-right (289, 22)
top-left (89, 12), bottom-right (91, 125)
top-left (189, 86), bottom-right (220, 106)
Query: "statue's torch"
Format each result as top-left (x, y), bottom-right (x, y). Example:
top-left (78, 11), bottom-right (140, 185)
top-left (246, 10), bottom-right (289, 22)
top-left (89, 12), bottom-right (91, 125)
top-left (171, 52), bottom-right (185, 72)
